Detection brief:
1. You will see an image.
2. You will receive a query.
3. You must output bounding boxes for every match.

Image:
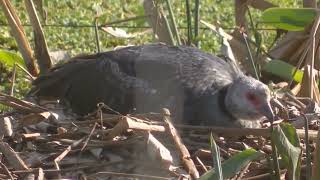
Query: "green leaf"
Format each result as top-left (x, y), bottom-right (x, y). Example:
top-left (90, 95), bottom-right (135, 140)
top-left (271, 123), bottom-right (302, 180)
top-left (201, 133), bottom-right (223, 180)
top-left (0, 50), bottom-right (25, 68)
top-left (200, 149), bottom-right (263, 180)
top-left (260, 8), bottom-right (317, 31)
top-left (280, 123), bottom-right (300, 147)
top-left (262, 59), bottom-right (303, 83)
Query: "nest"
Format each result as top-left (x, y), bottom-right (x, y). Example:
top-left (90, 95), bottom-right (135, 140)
top-left (0, 90), bottom-right (319, 179)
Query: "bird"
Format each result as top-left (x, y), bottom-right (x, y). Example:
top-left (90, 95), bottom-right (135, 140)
top-left (30, 43), bottom-right (274, 128)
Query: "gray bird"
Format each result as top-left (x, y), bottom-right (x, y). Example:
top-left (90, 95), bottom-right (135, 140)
top-left (30, 43), bottom-right (274, 128)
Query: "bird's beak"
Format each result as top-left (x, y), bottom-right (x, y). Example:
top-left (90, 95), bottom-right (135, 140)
top-left (259, 102), bottom-right (274, 121)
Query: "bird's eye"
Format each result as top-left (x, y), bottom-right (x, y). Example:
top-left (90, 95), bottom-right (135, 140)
top-left (246, 93), bottom-right (256, 101)
top-left (245, 92), bottom-right (260, 106)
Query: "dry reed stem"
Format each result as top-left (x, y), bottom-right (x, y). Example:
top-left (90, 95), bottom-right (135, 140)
top-left (162, 108), bottom-right (199, 179)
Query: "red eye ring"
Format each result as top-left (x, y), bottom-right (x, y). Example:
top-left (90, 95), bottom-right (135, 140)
top-left (246, 93), bottom-right (256, 101)
top-left (246, 92), bottom-right (260, 106)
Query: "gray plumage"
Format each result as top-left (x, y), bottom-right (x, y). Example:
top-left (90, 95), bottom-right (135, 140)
top-left (30, 43), bottom-right (273, 127)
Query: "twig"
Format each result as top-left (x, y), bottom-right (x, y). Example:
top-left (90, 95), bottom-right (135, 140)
top-left (97, 102), bottom-right (105, 140)
top-left (12, 160), bottom-right (129, 174)
top-left (162, 108), bottom-right (199, 179)
top-left (55, 136), bottom-right (142, 149)
top-left (0, 142), bottom-right (29, 170)
top-left (54, 137), bottom-right (86, 175)
top-left (236, 162), bottom-right (251, 180)
top-left (195, 156), bottom-right (208, 172)
top-left (284, 92), bottom-right (306, 110)
top-left (0, 161), bottom-right (14, 180)
top-left (106, 116), bottom-right (166, 139)
top-left (97, 103), bottom-right (108, 121)
top-left (243, 169), bottom-right (287, 180)
top-left (0, 92), bottom-right (47, 113)
top-left (172, 124), bottom-right (318, 141)
top-left (15, 63), bottom-right (35, 81)
top-left (80, 123), bottom-right (98, 151)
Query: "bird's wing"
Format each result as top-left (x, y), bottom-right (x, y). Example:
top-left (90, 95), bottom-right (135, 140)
top-left (31, 43), bottom-right (239, 115)
top-left (129, 44), bottom-right (237, 97)
top-left (31, 52), bottom-right (159, 114)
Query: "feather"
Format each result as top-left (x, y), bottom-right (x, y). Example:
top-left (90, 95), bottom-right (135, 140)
top-left (30, 43), bottom-right (272, 127)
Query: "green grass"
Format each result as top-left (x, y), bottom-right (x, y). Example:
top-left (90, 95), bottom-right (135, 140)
top-left (0, 0), bottom-right (299, 54)
top-left (0, 0), bottom-right (300, 100)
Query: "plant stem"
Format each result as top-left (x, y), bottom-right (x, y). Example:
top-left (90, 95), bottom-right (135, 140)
top-left (242, 32), bottom-right (259, 80)
top-left (162, 8), bottom-right (176, 46)
top-left (165, 0), bottom-right (181, 45)
top-left (194, 0), bottom-right (200, 47)
top-left (303, 114), bottom-right (311, 180)
top-left (185, 0), bottom-right (192, 45)
top-left (247, 7), bottom-right (262, 72)
top-left (10, 64), bottom-right (16, 96)
top-left (94, 18), bottom-right (100, 53)
top-left (270, 125), bottom-right (281, 180)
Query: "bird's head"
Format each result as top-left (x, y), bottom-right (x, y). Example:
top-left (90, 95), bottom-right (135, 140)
top-left (225, 76), bottom-right (274, 121)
